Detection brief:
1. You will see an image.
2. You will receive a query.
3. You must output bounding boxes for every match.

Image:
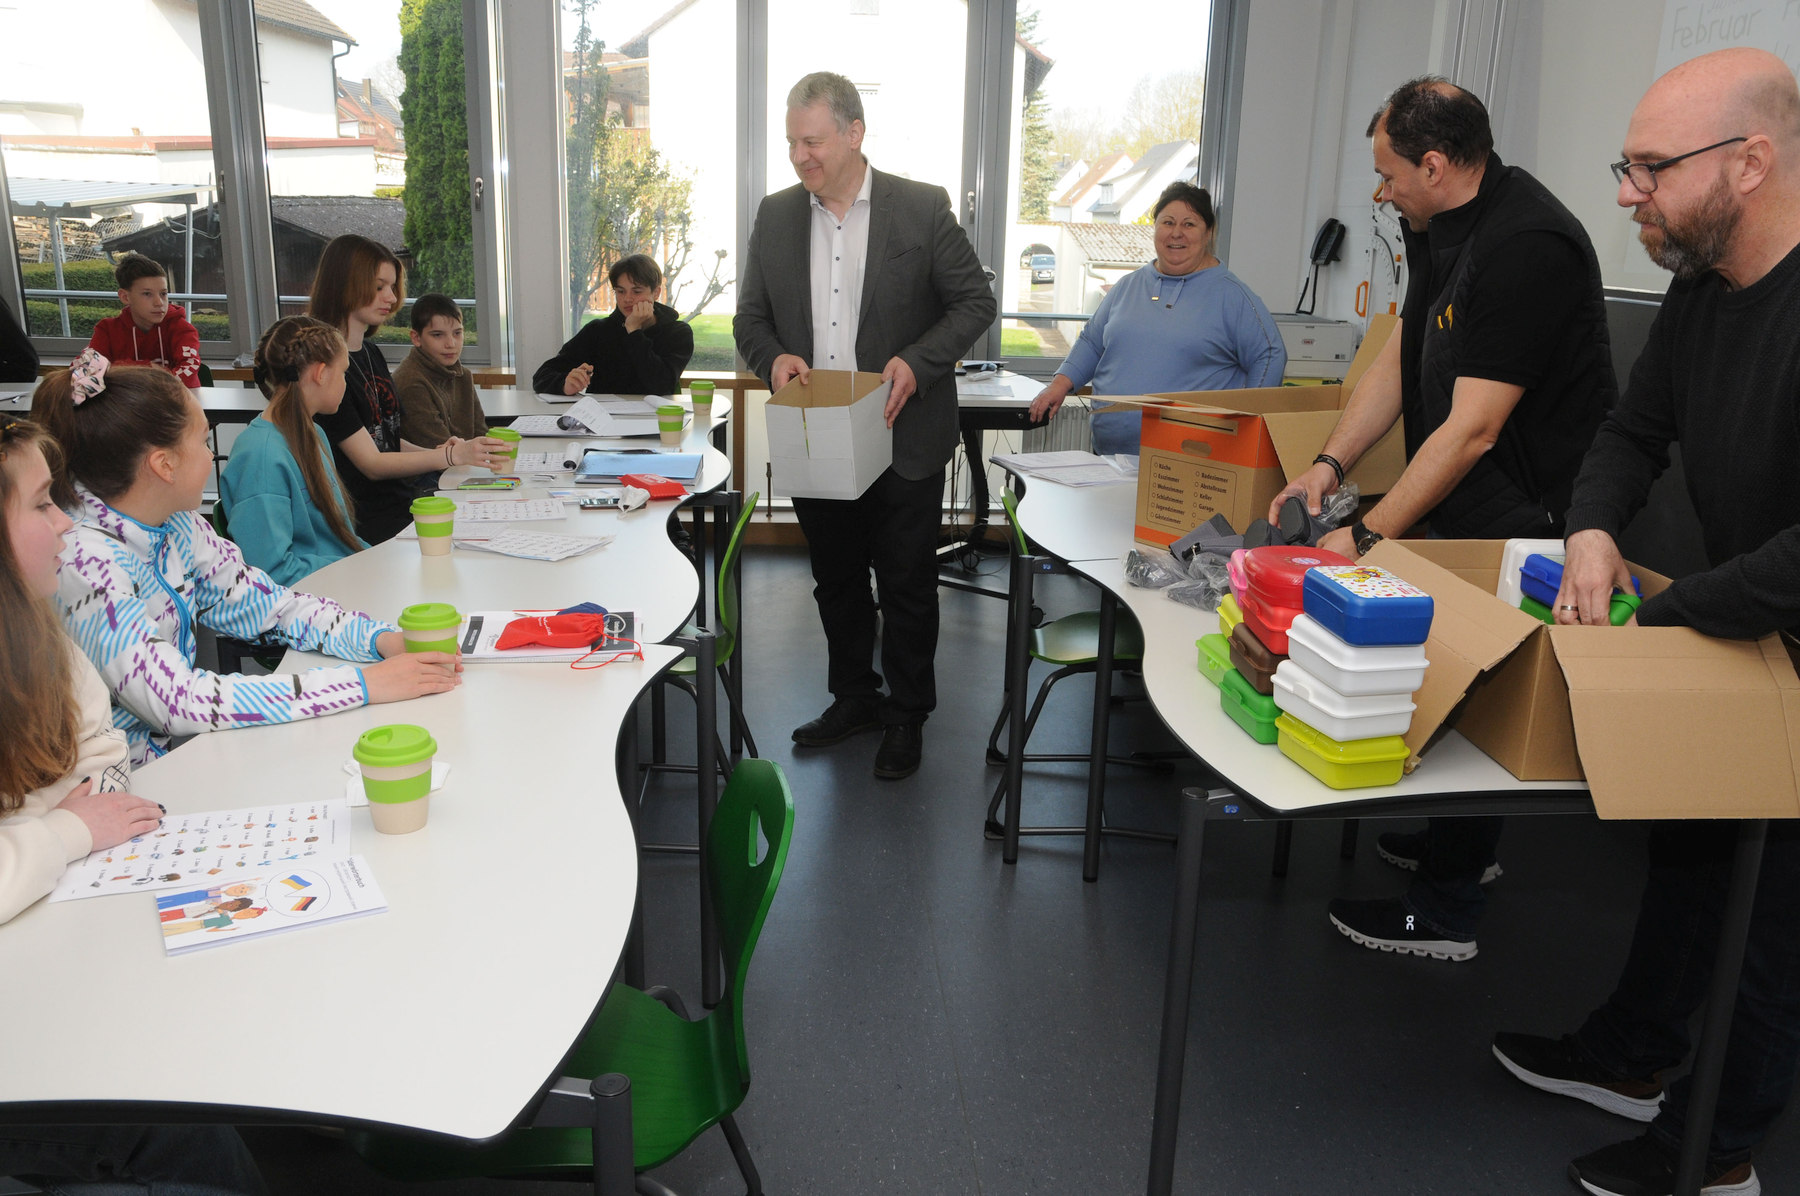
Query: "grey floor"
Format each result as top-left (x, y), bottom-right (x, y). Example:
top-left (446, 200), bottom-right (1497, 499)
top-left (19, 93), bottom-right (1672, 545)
top-left (244, 545), bottom-right (1798, 1194)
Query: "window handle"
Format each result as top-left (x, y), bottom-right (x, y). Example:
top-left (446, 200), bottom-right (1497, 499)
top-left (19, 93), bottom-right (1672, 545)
top-left (473, 176), bottom-right (484, 211)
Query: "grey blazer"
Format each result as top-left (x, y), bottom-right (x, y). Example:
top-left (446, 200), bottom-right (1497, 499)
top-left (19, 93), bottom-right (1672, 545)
top-left (735, 167), bottom-right (997, 479)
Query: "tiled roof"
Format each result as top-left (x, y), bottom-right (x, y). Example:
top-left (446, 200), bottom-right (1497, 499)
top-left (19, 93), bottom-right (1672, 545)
top-left (1056, 151), bottom-right (1130, 208)
top-left (270, 196), bottom-right (405, 249)
top-left (619, 0), bottom-right (702, 57)
top-left (1067, 223), bottom-right (1154, 266)
top-left (249, 0), bottom-right (353, 43)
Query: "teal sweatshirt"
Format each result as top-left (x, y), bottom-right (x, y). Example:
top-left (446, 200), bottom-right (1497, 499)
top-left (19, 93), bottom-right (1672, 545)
top-left (219, 417), bottom-right (366, 586)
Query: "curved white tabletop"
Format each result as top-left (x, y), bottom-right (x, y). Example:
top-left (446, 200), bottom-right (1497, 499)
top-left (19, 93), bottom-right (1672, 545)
top-left (1010, 473), bottom-right (1139, 563)
top-left (0, 644), bottom-right (676, 1140)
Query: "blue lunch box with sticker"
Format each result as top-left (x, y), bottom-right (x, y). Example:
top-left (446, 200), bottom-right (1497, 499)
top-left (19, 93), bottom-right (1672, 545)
top-left (1300, 564), bottom-right (1435, 646)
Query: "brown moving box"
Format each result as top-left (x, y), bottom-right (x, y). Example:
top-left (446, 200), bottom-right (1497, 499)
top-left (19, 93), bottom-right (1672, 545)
top-left (1358, 539), bottom-right (1800, 820)
top-left (1126, 314), bottom-right (1404, 546)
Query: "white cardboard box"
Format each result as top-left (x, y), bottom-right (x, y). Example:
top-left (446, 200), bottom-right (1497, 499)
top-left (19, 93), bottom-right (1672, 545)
top-left (765, 369), bottom-right (893, 500)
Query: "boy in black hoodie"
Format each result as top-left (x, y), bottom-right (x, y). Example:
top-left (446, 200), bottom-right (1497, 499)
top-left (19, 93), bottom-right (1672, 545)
top-left (532, 254), bottom-right (694, 397)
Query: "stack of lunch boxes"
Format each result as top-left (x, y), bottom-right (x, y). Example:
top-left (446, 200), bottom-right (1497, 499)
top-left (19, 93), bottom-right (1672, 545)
top-left (1270, 564), bottom-right (1434, 788)
top-left (1211, 546), bottom-right (1352, 746)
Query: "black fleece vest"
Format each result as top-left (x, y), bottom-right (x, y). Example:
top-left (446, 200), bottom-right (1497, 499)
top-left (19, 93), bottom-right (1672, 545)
top-left (1397, 156), bottom-right (1616, 537)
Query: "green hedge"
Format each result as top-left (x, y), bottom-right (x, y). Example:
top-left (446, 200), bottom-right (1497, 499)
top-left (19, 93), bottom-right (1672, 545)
top-left (22, 260), bottom-right (121, 294)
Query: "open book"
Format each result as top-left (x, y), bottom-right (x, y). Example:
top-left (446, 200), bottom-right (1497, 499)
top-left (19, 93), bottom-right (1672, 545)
top-left (158, 855), bottom-right (386, 955)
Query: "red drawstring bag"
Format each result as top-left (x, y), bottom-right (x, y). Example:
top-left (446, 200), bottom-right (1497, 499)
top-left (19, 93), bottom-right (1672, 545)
top-left (494, 612), bottom-right (612, 650)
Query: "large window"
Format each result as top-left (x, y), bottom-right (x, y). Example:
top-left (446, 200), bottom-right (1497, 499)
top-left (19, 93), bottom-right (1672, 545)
top-left (559, 0), bottom-right (738, 368)
top-left (256, 0), bottom-right (487, 354)
top-left (0, 0), bottom-right (236, 350)
top-left (997, 0), bottom-right (1211, 375)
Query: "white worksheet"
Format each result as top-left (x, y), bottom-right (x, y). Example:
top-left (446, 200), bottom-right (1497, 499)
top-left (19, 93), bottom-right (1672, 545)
top-left (452, 498), bottom-right (568, 523)
top-left (458, 529), bottom-right (613, 561)
top-left (49, 801), bottom-right (353, 902)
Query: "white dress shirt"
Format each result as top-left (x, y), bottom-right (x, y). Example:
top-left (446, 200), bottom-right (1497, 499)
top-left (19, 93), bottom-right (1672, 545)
top-left (809, 161), bottom-right (874, 370)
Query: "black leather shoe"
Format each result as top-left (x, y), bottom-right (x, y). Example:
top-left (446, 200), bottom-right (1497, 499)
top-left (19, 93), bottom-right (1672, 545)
top-left (873, 722), bottom-right (923, 780)
top-left (792, 698), bottom-right (881, 747)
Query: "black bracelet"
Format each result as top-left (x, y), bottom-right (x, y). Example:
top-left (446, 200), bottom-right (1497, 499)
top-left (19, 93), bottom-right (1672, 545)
top-left (1314, 453), bottom-right (1346, 486)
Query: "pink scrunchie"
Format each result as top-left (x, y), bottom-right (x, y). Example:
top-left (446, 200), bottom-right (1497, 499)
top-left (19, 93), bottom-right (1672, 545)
top-left (68, 348), bottom-right (109, 405)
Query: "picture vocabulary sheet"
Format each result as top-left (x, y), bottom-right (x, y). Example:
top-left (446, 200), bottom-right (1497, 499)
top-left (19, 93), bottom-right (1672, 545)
top-left (49, 801), bottom-right (353, 903)
top-left (158, 855), bottom-right (387, 955)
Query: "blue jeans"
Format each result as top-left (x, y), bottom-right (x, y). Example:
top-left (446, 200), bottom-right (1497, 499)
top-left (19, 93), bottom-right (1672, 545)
top-left (1574, 819), bottom-right (1800, 1166)
top-left (1089, 409), bottom-right (1142, 457)
top-left (1401, 816), bottom-right (1503, 937)
top-left (0, 1124), bottom-right (266, 1195)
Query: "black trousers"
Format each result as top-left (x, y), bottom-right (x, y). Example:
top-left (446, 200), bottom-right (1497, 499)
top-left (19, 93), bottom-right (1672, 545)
top-left (792, 466), bottom-right (945, 725)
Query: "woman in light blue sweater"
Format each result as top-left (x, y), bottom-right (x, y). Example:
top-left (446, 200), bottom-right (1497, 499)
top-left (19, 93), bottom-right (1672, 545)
top-left (222, 317), bottom-right (369, 585)
top-left (1031, 181), bottom-right (1287, 454)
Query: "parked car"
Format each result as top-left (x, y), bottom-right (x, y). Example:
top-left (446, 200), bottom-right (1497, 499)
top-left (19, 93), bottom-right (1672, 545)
top-left (1030, 253), bottom-right (1056, 283)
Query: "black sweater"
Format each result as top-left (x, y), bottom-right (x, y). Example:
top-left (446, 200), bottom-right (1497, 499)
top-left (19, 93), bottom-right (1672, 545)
top-left (0, 297), bottom-right (38, 384)
top-left (530, 303), bottom-right (694, 397)
top-left (1564, 239), bottom-right (1800, 639)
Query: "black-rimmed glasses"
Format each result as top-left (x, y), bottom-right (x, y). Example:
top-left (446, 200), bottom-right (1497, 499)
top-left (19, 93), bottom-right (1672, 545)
top-left (1611, 137), bottom-right (1747, 193)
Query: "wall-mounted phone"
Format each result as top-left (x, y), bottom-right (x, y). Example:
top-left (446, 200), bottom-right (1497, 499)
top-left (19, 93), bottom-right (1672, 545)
top-left (1295, 218), bottom-right (1347, 313)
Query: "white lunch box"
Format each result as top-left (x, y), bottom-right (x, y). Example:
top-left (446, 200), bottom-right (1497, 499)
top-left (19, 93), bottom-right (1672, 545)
top-left (1271, 659), bottom-right (1416, 741)
top-left (1284, 614), bottom-right (1428, 697)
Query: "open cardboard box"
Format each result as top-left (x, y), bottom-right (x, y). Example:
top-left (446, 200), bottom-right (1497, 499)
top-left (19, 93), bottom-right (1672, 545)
top-left (1359, 538), bottom-right (1800, 820)
top-left (765, 369), bottom-right (892, 500)
top-left (1121, 314), bottom-right (1405, 546)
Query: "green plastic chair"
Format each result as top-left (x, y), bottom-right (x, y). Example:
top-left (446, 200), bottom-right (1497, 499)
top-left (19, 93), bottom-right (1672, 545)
top-left (653, 491), bottom-right (761, 772)
top-left (985, 487), bottom-right (1159, 833)
top-left (350, 758), bottom-right (796, 1195)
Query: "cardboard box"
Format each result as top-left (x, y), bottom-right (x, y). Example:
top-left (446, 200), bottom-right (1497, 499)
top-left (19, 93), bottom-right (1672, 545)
top-left (765, 370), bottom-right (892, 500)
top-left (1130, 314), bottom-right (1404, 547)
top-left (1359, 538), bottom-right (1800, 820)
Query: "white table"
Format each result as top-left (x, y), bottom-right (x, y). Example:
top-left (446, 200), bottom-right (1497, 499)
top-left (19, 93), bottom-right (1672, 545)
top-left (0, 640), bottom-right (678, 1143)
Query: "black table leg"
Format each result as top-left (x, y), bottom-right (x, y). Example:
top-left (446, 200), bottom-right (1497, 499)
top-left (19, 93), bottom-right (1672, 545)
top-left (1674, 817), bottom-right (1769, 1196)
top-left (965, 425), bottom-right (990, 548)
top-left (1082, 588), bottom-right (1117, 882)
top-left (1002, 554), bottom-right (1038, 865)
top-left (1147, 788), bottom-right (1215, 1195)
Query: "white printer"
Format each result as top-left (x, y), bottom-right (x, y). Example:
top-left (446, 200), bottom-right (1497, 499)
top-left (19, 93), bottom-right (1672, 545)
top-left (1273, 314), bottom-right (1358, 380)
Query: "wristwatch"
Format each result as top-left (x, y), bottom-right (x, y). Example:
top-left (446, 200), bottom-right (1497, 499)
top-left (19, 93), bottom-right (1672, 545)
top-left (1351, 518), bottom-right (1384, 556)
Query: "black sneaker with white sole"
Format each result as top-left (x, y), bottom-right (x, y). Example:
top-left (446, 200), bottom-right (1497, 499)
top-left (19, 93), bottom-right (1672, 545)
top-left (1375, 828), bottom-right (1503, 884)
top-left (1491, 1032), bottom-right (1664, 1122)
top-left (1326, 896), bottom-right (1477, 961)
top-left (1569, 1133), bottom-right (1759, 1196)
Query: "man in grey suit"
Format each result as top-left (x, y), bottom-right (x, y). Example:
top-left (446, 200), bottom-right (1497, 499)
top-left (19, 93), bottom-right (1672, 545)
top-left (736, 71), bottom-right (996, 780)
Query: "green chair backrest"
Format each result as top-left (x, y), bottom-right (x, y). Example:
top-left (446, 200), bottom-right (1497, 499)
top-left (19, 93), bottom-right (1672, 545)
top-left (713, 491), bottom-right (759, 665)
top-left (198, 362), bottom-right (215, 387)
top-left (999, 486), bottom-right (1028, 557)
top-left (707, 757), bottom-right (795, 1082)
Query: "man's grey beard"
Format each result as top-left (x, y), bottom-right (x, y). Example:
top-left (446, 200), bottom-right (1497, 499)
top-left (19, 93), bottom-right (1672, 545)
top-left (1638, 172), bottom-right (1741, 280)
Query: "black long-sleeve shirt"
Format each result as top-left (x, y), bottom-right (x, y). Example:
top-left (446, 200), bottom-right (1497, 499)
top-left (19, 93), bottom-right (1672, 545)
top-left (0, 297), bottom-right (38, 384)
top-left (530, 302), bottom-right (694, 397)
top-left (1564, 239), bottom-right (1800, 639)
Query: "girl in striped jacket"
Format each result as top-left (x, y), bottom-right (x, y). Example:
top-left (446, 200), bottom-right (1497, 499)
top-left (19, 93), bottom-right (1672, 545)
top-left (36, 354), bottom-right (462, 765)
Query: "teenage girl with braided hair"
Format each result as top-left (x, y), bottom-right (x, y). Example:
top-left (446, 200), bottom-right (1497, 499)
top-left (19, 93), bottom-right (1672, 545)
top-left (34, 355), bottom-right (461, 767)
top-left (220, 315), bottom-right (364, 585)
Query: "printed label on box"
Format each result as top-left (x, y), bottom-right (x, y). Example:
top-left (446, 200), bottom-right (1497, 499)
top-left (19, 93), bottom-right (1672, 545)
top-left (1311, 565), bottom-right (1427, 599)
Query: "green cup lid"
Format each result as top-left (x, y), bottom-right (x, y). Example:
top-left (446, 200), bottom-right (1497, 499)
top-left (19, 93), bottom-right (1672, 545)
top-left (656, 405), bottom-right (684, 415)
top-left (690, 381), bottom-right (715, 393)
top-left (353, 723), bottom-right (437, 768)
top-left (398, 602), bottom-right (462, 632)
top-left (411, 495), bottom-right (455, 516)
top-left (489, 427), bottom-right (523, 442)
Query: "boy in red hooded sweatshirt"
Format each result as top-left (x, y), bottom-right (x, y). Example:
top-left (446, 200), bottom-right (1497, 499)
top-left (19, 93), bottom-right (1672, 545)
top-left (85, 253), bottom-right (201, 389)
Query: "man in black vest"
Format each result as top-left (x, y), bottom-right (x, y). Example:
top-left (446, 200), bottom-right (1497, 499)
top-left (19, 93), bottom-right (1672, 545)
top-left (1269, 78), bottom-right (1616, 961)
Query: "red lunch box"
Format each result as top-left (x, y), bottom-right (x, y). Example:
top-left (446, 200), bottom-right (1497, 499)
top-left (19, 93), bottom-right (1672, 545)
top-left (1238, 545), bottom-right (1353, 655)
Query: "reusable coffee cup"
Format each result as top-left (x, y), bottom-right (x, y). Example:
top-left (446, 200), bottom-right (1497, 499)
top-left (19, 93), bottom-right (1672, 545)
top-left (397, 602), bottom-right (462, 654)
top-left (353, 724), bottom-right (438, 835)
top-left (689, 380), bottom-right (715, 422)
top-left (410, 495), bottom-right (456, 557)
top-left (657, 404), bottom-right (684, 446)
top-left (488, 426), bottom-right (522, 467)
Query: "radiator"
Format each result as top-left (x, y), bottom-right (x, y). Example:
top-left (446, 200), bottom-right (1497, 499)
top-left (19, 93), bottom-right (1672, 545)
top-left (1020, 401), bottom-right (1092, 452)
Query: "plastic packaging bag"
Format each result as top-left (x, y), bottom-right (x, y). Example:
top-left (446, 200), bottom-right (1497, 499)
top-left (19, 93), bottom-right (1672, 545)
top-left (1125, 547), bottom-right (1189, 590)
